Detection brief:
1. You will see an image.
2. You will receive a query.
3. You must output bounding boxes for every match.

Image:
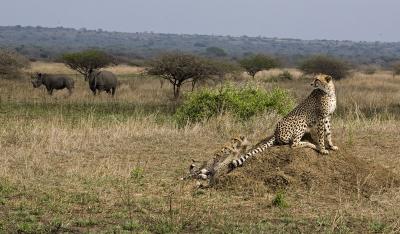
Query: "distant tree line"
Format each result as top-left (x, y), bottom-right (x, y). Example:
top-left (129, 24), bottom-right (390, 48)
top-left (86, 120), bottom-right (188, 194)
top-left (1, 26), bottom-right (400, 67)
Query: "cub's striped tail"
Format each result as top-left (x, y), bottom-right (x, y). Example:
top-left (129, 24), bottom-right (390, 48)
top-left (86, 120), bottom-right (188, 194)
top-left (231, 136), bottom-right (275, 168)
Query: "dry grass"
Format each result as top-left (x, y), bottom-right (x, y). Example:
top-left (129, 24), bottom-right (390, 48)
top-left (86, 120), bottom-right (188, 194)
top-left (256, 68), bottom-right (304, 79)
top-left (26, 61), bottom-right (143, 76)
top-left (1, 66), bottom-right (400, 233)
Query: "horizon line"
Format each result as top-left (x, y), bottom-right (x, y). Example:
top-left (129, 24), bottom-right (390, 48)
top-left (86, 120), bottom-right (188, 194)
top-left (1, 24), bottom-right (397, 44)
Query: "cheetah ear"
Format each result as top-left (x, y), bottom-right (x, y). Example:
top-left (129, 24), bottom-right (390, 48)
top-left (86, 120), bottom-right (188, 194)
top-left (326, 75), bottom-right (332, 82)
top-left (231, 137), bottom-right (240, 143)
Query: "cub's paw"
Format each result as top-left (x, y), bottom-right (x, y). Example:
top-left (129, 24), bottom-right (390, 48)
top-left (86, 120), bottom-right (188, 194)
top-left (319, 149), bottom-right (329, 155)
top-left (198, 173), bottom-right (208, 180)
top-left (329, 145), bottom-right (339, 151)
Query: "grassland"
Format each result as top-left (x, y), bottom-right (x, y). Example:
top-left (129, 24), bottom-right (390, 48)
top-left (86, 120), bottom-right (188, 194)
top-left (1, 63), bottom-right (400, 233)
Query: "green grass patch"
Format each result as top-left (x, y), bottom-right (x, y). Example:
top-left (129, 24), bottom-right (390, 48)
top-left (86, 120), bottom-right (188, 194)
top-left (370, 220), bottom-right (386, 233)
top-left (272, 191), bottom-right (289, 208)
top-left (122, 220), bottom-right (142, 231)
top-left (0, 179), bottom-right (15, 197)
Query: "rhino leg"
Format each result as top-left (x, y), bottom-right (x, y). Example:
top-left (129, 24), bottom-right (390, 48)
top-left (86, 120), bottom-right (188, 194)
top-left (111, 87), bottom-right (116, 96)
top-left (47, 88), bottom-right (53, 95)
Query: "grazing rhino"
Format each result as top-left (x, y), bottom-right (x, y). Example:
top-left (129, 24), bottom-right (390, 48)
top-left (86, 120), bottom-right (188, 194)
top-left (31, 73), bottom-right (74, 95)
top-left (88, 69), bottom-right (117, 96)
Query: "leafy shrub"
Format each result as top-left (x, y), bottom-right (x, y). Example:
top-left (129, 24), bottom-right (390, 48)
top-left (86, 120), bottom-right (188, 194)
top-left (174, 85), bottom-right (294, 126)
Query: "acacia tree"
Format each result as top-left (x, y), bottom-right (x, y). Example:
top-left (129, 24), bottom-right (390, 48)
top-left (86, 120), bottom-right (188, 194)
top-left (62, 49), bottom-right (114, 80)
top-left (0, 49), bottom-right (29, 79)
top-left (146, 52), bottom-right (216, 98)
top-left (299, 55), bottom-right (350, 80)
top-left (239, 54), bottom-right (279, 78)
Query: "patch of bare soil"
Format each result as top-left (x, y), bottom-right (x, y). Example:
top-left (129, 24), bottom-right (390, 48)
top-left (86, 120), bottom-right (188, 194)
top-left (214, 145), bottom-right (399, 198)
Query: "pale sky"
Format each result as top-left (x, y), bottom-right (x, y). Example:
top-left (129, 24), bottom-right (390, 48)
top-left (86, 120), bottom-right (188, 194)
top-left (1, 0), bottom-right (399, 42)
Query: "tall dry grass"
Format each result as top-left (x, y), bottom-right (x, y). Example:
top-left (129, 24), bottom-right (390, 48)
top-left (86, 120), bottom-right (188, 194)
top-left (26, 61), bottom-right (143, 75)
top-left (1, 65), bottom-right (400, 232)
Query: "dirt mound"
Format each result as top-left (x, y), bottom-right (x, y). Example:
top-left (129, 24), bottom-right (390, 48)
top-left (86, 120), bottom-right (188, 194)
top-left (214, 146), bottom-right (399, 197)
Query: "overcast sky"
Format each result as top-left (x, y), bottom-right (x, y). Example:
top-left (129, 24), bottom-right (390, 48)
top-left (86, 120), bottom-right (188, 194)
top-left (1, 0), bottom-right (399, 42)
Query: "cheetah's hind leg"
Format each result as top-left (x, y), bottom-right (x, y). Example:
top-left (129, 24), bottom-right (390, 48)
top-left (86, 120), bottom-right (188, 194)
top-left (290, 133), bottom-right (318, 151)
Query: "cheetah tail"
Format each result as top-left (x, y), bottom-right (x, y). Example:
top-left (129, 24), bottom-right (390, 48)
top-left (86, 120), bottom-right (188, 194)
top-left (231, 136), bottom-right (275, 168)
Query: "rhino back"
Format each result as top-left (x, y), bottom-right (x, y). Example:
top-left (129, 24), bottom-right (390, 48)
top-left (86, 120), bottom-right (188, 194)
top-left (97, 71), bottom-right (117, 88)
top-left (43, 75), bottom-right (72, 89)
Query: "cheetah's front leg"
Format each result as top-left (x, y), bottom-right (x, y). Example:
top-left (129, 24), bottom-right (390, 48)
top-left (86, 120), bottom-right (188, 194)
top-left (316, 120), bottom-right (329, 155)
top-left (324, 117), bottom-right (339, 151)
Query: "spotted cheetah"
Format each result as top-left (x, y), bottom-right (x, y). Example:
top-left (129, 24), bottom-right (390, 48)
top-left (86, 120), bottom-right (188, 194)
top-left (181, 136), bottom-right (250, 181)
top-left (232, 74), bottom-right (338, 168)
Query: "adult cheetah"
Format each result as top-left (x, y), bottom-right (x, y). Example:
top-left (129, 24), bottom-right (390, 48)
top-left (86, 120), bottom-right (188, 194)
top-left (231, 74), bottom-right (338, 168)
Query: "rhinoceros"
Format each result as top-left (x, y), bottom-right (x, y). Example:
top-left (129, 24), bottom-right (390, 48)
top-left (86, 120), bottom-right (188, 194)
top-left (88, 69), bottom-right (118, 96)
top-left (31, 73), bottom-right (75, 95)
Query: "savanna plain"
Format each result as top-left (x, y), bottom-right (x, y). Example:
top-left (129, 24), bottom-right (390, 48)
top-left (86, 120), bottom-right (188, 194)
top-left (1, 62), bottom-right (400, 233)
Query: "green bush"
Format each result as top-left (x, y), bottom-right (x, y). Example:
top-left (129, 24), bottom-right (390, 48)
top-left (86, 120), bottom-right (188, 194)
top-left (174, 85), bottom-right (294, 126)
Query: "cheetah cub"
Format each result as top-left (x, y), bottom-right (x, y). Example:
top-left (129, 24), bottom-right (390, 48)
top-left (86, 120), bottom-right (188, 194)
top-left (232, 74), bottom-right (338, 168)
top-left (181, 136), bottom-right (250, 181)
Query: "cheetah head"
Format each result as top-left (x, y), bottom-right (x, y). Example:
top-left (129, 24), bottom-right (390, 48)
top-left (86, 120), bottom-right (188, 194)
top-left (231, 135), bottom-right (250, 151)
top-left (311, 74), bottom-right (334, 94)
